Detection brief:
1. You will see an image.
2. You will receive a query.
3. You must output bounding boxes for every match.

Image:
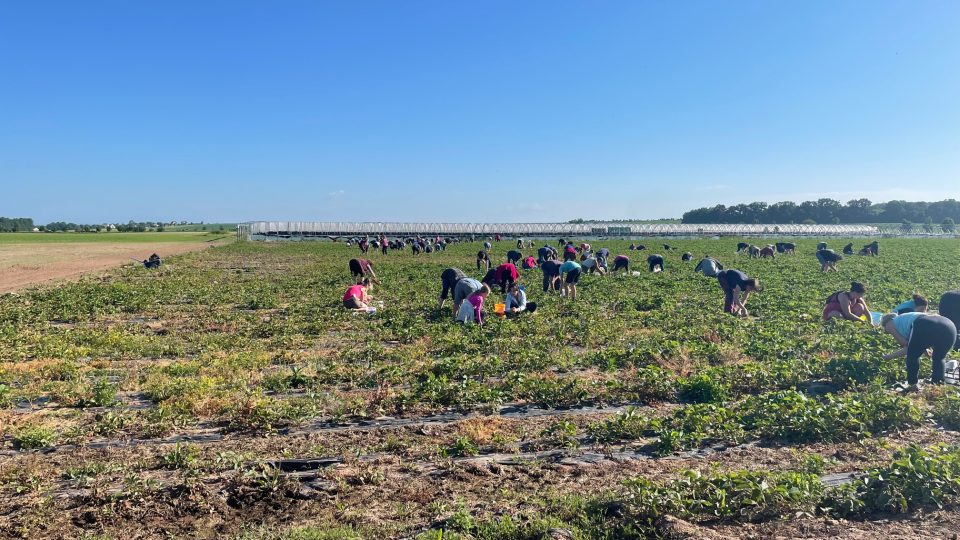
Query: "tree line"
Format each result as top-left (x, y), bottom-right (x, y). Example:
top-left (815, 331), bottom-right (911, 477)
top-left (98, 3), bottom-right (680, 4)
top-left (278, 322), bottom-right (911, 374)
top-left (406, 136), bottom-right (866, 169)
top-left (0, 218), bottom-right (165, 233)
top-left (0, 217), bottom-right (35, 232)
top-left (681, 199), bottom-right (960, 229)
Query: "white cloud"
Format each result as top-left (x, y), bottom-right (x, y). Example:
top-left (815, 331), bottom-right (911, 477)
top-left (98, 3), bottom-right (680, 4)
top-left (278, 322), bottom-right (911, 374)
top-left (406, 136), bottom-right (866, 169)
top-left (328, 189), bottom-right (346, 199)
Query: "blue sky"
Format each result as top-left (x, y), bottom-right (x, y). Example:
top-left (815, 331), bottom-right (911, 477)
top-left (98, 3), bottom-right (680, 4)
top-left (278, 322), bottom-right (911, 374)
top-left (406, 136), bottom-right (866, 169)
top-left (2, 1), bottom-right (958, 224)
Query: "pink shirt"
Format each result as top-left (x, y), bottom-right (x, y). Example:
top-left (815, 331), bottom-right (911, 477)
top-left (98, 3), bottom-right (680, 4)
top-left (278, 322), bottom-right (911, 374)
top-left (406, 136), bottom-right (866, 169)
top-left (343, 285), bottom-right (364, 302)
top-left (496, 263), bottom-right (519, 282)
top-left (468, 293), bottom-right (485, 324)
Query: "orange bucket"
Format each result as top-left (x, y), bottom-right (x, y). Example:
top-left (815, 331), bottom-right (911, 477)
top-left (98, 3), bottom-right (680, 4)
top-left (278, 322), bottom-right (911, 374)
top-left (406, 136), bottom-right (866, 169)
top-left (494, 303), bottom-right (506, 315)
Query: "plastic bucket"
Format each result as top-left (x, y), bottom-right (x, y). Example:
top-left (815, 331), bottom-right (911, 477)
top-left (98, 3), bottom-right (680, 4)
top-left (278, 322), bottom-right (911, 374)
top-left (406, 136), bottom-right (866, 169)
top-left (494, 303), bottom-right (506, 315)
top-left (870, 311), bottom-right (883, 325)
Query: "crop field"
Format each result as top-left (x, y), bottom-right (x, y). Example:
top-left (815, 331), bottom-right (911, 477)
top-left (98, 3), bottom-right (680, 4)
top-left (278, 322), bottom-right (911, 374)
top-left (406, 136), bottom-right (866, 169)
top-left (3, 238), bottom-right (960, 539)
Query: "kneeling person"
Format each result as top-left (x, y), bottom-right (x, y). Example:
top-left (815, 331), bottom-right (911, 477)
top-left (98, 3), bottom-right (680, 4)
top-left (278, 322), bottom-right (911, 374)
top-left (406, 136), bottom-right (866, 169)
top-left (505, 283), bottom-right (537, 318)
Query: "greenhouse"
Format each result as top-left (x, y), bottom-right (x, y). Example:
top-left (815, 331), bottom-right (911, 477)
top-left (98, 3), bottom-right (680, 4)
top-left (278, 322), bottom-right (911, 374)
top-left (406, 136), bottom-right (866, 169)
top-left (238, 221), bottom-right (880, 240)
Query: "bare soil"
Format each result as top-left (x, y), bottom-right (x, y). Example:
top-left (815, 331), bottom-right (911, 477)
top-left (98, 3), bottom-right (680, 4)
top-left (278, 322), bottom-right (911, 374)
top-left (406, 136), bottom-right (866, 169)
top-left (0, 242), bottom-right (217, 293)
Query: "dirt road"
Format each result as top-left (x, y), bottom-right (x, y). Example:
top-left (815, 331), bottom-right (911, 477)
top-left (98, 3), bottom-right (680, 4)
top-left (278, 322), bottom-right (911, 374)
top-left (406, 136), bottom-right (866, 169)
top-left (0, 242), bottom-right (217, 293)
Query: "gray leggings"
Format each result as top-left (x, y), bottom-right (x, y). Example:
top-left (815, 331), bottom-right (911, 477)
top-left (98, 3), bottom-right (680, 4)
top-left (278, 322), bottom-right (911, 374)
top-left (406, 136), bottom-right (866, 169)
top-left (907, 315), bottom-right (957, 385)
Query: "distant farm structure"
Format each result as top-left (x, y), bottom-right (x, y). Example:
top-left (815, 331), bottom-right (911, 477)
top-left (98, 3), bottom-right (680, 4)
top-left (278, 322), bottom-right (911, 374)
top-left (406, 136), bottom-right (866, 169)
top-left (237, 221), bottom-right (880, 241)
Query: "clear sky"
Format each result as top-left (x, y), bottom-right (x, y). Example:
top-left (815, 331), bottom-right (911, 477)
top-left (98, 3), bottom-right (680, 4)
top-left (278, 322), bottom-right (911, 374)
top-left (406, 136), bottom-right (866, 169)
top-left (2, 1), bottom-right (958, 224)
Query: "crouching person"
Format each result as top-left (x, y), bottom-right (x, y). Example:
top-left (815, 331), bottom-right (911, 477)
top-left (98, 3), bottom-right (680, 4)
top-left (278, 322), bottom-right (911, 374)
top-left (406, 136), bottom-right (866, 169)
top-left (457, 284), bottom-right (490, 325)
top-left (505, 283), bottom-right (537, 318)
top-left (343, 279), bottom-right (372, 312)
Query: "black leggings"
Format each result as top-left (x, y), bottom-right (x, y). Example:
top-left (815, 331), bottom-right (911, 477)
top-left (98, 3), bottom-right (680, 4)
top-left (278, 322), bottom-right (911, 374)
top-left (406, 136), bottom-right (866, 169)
top-left (939, 291), bottom-right (960, 350)
top-left (542, 273), bottom-right (560, 292)
top-left (907, 315), bottom-right (957, 385)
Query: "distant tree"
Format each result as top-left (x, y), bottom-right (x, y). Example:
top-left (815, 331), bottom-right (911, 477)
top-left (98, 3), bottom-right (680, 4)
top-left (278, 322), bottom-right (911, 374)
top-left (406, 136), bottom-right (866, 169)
top-left (832, 217), bottom-right (840, 224)
top-left (802, 219), bottom-right (816, 225)
top-left (901, 219), bottom-right (914, 233)
top-left (843, 198), bottom-right (873, 223)
top-left (0, 217), bottom-right (35, 232)
top-left (680, 198), bottom-right (960, 224)
top-left (943, 217), bottom-right (956, 233)
top-left (157, 225), bottom-right (165, 232)
top-left (923, 217), bottom-right (935, 233)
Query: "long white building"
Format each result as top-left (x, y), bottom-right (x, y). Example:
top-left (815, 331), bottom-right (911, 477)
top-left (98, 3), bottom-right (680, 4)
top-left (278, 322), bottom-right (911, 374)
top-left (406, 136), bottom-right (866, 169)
top-left (238, 221), bottom-right (879, 240)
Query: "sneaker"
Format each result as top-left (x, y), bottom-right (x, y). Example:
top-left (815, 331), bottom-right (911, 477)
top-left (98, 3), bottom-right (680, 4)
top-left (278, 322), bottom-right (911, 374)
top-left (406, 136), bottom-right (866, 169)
top-left (893, 382), bottom-right (923, 393)
top-left (903, 382), bottom-right (924, 394)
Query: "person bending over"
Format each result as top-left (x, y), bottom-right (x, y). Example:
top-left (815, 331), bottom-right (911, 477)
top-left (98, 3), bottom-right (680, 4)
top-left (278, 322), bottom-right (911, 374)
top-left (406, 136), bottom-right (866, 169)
top-left (438, 267), bottom-right (467, 311)
top-left (695, 256), bottom-right (723, 277)
top-left (494, 262), bottom-right (519, 293)
top-left (881, 312), bottom-right (956, 391)
top-left (580, 255), bottom-right (604, 276)
top-left (816, 249), bottom-right (842, 272)
top-left (894, 294), bottom-right (929, 314)
top-left (348, 258), bottom-right (380, 288)
top-left (452, 278), bottom-right (483, 321)
top-left (717, 269), bottom-right (761, 317)
top-left (938, 291), bottom-right (960, 349)
top-left (477, 250), bottom-right (491, 271)
top-left (611, 255), bottom-right (630, 274)
top-left (559, 259), bottom-right (582, 300)
top-left (647, 254), bottom-right (665, 273)
top-left (541, 259), bottom-right (562, 293)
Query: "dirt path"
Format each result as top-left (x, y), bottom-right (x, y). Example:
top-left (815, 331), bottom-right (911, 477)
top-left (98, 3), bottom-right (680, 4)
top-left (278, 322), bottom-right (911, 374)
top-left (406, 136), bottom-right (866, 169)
top-left (0, 241), bottom-right (218, 293)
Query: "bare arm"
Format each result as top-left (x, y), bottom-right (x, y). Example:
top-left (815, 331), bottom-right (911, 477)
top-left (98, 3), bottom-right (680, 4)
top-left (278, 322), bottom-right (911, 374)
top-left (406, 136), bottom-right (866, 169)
top-left (882, 321), bottom-right (909, 360)
top-left (732, 287), bottom-right (748, 316)
top-left (839, 294), bottom-right (862, 322)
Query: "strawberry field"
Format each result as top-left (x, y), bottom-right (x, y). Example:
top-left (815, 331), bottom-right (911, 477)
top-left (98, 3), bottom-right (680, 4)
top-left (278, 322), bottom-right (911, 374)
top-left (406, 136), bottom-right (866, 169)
top-left (2, 237), bottom-right (960, 539)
